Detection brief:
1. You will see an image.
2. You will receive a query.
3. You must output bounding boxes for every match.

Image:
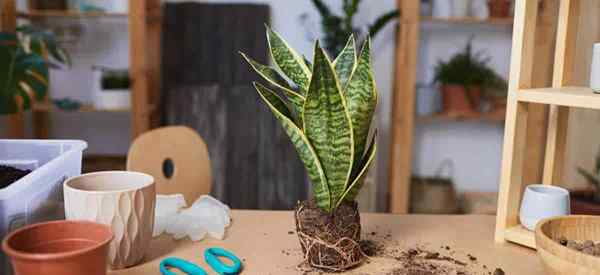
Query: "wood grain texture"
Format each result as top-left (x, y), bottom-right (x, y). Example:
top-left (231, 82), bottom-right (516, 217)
top-left (389, 0), bottom-right (419, 214)
top-left (524, 0), bottom-right (559, 186)
top-left (161, 3), bottom-right (307, 210)
top-left (129, 0), bottom-right (161, 139)
top-left (127, 126), bottom-right (212, 205)
top-left (111, 212), bottom-right (547, 275)
top-left (536, 216), bottom-right (600, 274)
top-left (495, 0), bottom-right (538, 244)
top-left (562, 0), bottom-right (600, 190)
top-left (1, 0), bottom-right (25, 139)
top-left (543, 0), bottom-right (580, 185)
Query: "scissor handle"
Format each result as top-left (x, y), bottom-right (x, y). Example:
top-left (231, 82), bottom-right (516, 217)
top-left (160, 257), bottom-right (208, 275)
top-left (204, 247), bottom-right (242, 275)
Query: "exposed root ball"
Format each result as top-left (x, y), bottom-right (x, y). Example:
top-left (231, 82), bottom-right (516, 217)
top-left (295, 200), bottom-right (364, 272)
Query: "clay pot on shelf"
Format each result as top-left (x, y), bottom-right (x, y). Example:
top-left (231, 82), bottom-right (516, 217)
top-left (570, 189), bottom-right (600, 215)
top-left (440, 84), bottom-right (481, 117)
top-left (488, 0), bottom-right (511, 18)
top-left (2, 220), bottom-right (113, 275)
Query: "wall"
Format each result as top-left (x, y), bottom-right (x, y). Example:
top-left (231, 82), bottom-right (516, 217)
top-left (413, 23), bottom-right (513, 193)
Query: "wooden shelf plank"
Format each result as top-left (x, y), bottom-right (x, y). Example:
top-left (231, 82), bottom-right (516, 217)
top-left (504, 225), bottom-right (536, 248)
top-left (516, 86), bottom-right (600, 109)
top-left (32, 102), bottom-right (130, 113)
top-left (17, 10), bottom-right (127, 18)
top-left (421, 16), bottom-right (514, 26)
top-left (417, 111), bottom-right (506, 123)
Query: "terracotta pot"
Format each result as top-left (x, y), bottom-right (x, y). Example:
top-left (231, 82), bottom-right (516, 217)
top-left (570, 190), bottom-right (600, 215)
top-left (440, 84), bottom-right (480, 116)
top-left (2, 220), bottom-right (112, 275)
top-left (64, 171), bottom-right (155, 269)
top-left (488, 0), bottom-right (510, 18)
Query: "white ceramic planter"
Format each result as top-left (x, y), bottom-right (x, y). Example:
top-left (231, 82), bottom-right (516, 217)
top-left (519, 184), bottom-right (570, 231)
top-left (63, 171), bottom-right (155, 269)
top-left (590, 43), bottom-right (600, 93)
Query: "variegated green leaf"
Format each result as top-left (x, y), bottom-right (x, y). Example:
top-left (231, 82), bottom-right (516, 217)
top-left (338, 131), bottom-right (377, 205)
top-left (345, 38), bottom-right (377, 171)
top-left (253, 82), bottom-right (331, 211)
top-left (265, 25), bottom-right (311, 94)
top-left (239, 52), bottom-right (305, 123)
top-left (303, 41), bottom-right (354, 205)
top-left (333, 35), bottom-right (357, 88)
top-left (303, 55), bottom-right (313, 71)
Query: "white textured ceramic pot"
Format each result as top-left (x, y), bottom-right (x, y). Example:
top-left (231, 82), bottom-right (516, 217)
top-left (63, 171), bottom-right (155, 269)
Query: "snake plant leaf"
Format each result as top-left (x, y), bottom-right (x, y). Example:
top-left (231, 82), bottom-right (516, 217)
top-left (333, 35), bottom-right (357, 88)
top-left (266, 25), bottom-right (311, 94)
top-left (345, 38), bottom-right (377, 171)
top-left (338, 131), bottom-right (377, 205)
top-left (253, 82), bottom-right (331, 210)
top-left (303, 41), bottom-right (354, 205)
top-left (239, 52), bottom-right (305, 122)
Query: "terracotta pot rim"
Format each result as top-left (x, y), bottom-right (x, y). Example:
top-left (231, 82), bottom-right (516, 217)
top-left (64, 170), bottom-right (154, 195)
top-left (2, 220), bottom-right (113, 261)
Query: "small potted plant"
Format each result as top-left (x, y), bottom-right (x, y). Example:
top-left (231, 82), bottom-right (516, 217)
top-left (302, 0), bottom-right (399, 57)
top-left (433, 40), bottom-right (507, 117)
top-left (93, 67), bottom-right (131, 110)
top-left (241, 28), bottom-right (377, 271)
top-left (488, 0), bottom-right (511, 18)
top-left (574, 151), bottom-right (600, 215)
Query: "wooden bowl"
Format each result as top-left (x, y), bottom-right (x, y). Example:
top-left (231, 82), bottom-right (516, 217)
top-left (535, 215), bottom-right (600, 275)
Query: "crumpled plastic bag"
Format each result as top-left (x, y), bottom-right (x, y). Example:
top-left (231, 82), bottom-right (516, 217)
top-left (153, 194), bottom-right (231, 241)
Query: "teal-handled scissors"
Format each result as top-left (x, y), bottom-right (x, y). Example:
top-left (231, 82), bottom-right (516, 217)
top-left (160, 247), bottom-right (242, 275)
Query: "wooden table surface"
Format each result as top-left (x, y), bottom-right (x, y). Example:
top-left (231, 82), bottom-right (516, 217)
top-left (111, 210), bottom-right (546, 275)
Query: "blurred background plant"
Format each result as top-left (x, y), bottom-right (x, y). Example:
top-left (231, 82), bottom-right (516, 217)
top-left (433, 39), bottom-right (507, 92)
top-left (577, 150), bottom-right (600, 203)
top-left (300, 0), bottom-right (399, 56)
top-left (0, 25), bottom-right (70, 114)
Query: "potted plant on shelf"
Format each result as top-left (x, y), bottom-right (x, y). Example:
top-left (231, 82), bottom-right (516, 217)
top-left (93, 67), bottom-right (131, 110)
top-left (433, 40), bottom-right (506, 117)
top-left (302, 0), bottom-right (399, 56)
top-left (0, 25), bottom-right (70, 115)
top-left (488, 0), bottom-right (511, 18)
top-left (574, 151), bottom-right (600, 215)
top-left (241, 28), bottom-right (377, 271)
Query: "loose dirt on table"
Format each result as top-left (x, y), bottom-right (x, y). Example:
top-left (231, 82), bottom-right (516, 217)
top-left (290, 227), bottom-right (506, 275)
top-left (0, 165), bottom-right (31, 189)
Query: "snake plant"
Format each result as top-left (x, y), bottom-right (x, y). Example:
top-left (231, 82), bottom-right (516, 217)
top-left (0, 26), bottom-right (69, 114)
top-left (241, 27), bottom-right (377, 212)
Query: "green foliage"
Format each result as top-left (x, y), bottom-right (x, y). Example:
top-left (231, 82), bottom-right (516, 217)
top-left (241, 28), bottom-right (378, 212)
top-left (577, 150), bottom-right (600, 203)
top-left (308, 0), bottom-right (399, 56)
top-left (101, 69), bottom-right (130, 90)
top-left (433, 40), bottom-right (507, 93)
top-left (0, 26), bottom-right (69, 115)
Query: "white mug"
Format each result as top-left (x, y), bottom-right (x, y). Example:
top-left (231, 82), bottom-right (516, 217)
top-left (519, 184), bottom-right (570, 231)
top-left (589, 43), bottom-right (600, 93)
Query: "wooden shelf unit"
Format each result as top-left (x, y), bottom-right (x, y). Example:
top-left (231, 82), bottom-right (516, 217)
top-left (494, 0), bottom-right (590, 249)
top-left (1, 1), bottom-right (161, 140)
top-left (17, 10), bottom-right (127, 18)
top-left (389, 0), bottom-right (559, 214)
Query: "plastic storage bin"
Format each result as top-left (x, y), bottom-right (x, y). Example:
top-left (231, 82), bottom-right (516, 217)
top-left (0, 139), bottom-right (86, 274)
